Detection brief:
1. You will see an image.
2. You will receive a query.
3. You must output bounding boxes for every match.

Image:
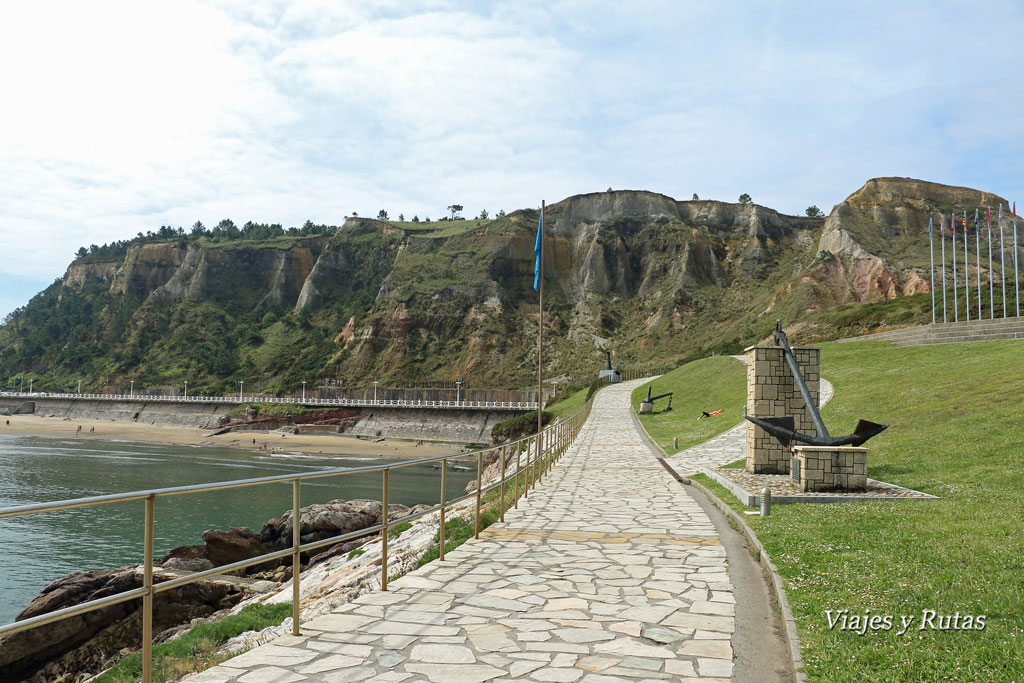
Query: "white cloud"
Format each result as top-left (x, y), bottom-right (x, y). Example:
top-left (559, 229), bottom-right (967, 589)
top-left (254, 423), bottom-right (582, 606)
top-left (1, 0), bottom-right (1023, 317)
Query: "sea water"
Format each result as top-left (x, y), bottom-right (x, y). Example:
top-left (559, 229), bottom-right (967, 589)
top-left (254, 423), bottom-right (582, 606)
top-left (0, 433), bottom-right (475, 625)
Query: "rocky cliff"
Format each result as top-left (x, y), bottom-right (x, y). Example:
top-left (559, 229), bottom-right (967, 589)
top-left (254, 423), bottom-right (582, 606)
top-left (3, 178), bottom-right (1015, 395)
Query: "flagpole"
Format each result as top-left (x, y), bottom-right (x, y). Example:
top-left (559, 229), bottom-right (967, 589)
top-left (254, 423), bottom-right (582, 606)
top-left (975, 209), bottom-right (982, 316)
top-left (988, 208), bottom-right (994, 319)
top-left (928, 217), bottom-right (936, 324)
top-left (963, 211), bottom-right (970, 320)
top-left (1000, 204), bottom-right (1007, 318)
top-left (1013, 203), bottom-right (1019, 317)
top-left (951, 212), bottom-right (959, 322)
top-left (537, 199), bottom-right (545, 449)
top-left (941, 214), bottom-right (947, 323)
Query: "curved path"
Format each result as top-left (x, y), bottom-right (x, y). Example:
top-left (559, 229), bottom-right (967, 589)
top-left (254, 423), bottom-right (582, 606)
top-left (189, 380), bottom-right (736, 683)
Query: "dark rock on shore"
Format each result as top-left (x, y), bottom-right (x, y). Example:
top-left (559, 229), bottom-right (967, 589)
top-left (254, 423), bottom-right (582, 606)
top-left (162, 499), bottom-right (424, 569)
top-left (1, 496), bottom-right (424, 683)
top-left (0, 565), bottom-right (247, 683)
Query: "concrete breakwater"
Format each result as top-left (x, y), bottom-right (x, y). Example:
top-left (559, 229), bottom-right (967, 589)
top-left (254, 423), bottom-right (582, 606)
top-left (348, 407), bottom-right (511, 444)
top-left (5, 398), bottom-right (233, 429)
top-left (0, 398), bottom-right (526, 443)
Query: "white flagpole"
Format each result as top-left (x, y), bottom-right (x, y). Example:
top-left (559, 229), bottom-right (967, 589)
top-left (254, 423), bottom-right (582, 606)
top-left (963, 211), bottom-right (970, 320)
top-left (928, 217), bottom-right (936, 324)
top-left (975, 209), bottom-right (982, 316)
top-left (951, 212), bottom-right (958, 322)
top-left (1000, 204), bottom-right (1007, 318)
top-left (988, 208), bottom-right (994, 319)
top-left (941, 214), bottom-right (947, 323)
top-left (1014, 207), bottom-right (1020, 317)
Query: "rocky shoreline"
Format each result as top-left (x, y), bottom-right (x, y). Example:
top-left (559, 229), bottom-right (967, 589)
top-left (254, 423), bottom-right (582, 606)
top-left (0, 498), bottom-right (433, 683)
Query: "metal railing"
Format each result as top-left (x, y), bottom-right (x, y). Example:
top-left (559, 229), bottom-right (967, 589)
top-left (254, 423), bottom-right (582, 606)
top-left (0, 398), bottom-right (594, 683)
top-left (0, 391), bottom-right (537, 411)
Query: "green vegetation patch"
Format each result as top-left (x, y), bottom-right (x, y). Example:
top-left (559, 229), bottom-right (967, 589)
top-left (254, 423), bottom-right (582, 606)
top-left (388, 522), bottom-right (413, 539)
top-left (491, 410), bottom-right (553, 443)
top-left (94, 602), bottom-right (292, 683)
top-left (631, 355), bottom-right (746, 453)
top-left (547, 386), bottom-right (591, 419)
top-left (416, 511), bottom-right (501, 568)
top-left (735, 340), bottom-right (1024, 681)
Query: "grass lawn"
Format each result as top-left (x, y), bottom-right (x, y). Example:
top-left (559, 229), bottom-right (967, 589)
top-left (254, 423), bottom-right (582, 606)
top-left (94, 603), bottom-right (292, 682)
top-left (548, 386), bottom-right (591, 419)
top-left (631, 355), bottom-right (746, 453)
top-left (701, 340), bottom-right (1023, 681)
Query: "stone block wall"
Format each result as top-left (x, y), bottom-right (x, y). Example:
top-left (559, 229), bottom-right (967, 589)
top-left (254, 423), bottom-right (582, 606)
top-left (745, 345), bottom-right (819, 474)
top-left (792, 446), bottom-right (867, 492)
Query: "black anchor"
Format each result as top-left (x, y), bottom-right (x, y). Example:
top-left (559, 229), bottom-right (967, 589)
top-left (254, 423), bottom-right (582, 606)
top-left (744, 321), bottom-right (888, 448)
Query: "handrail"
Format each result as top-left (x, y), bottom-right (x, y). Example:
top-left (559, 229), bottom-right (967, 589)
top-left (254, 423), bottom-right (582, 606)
top-left (0, 391), bottom-right (538, 411)
top-left (0, 396), bottom-right (594, 683)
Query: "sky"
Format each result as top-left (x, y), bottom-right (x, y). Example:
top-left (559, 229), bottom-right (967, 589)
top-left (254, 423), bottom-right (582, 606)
top-left (2, 0), bottom-right (1023, 318)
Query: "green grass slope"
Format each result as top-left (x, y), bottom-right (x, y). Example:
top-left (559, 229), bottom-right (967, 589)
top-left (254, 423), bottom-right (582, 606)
top-left (631, 355), bottom-right (746, 453)
top-left (706, 340), bottom-right (1023, 681)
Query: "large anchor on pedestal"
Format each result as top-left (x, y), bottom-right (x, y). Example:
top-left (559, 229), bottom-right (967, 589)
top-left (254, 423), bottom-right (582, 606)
top-left (744, 321), bottom-right (888, 447)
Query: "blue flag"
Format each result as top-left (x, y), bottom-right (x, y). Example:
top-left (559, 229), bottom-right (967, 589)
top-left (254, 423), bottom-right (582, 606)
top-left (533, 211), bottom-right (543, 291)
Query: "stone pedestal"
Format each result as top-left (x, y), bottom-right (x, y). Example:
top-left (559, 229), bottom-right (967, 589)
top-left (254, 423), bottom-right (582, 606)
top-left (745, 345), bottom-right (819, 474)
top-left (791, 446), bottom-right (867, 492)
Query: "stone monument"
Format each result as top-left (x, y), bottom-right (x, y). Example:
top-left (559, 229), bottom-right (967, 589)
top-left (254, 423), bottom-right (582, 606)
top-left (744, 321), bottom-right (888, 492)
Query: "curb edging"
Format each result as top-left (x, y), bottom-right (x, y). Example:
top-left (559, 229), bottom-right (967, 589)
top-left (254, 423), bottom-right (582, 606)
top-left (680, 470), bottom-right (808, 683)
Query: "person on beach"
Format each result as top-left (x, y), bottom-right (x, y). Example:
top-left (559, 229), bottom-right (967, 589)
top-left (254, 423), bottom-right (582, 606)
top-left (76, 425), bottom-right (82, 436)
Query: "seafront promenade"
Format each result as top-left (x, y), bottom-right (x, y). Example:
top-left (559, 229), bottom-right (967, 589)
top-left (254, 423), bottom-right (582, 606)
top-left (187, 380), bottom-right (737, 683)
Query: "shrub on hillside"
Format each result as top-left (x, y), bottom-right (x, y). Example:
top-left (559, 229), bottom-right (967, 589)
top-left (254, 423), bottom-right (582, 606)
top-left (491, 410), bottom-right (553, 444)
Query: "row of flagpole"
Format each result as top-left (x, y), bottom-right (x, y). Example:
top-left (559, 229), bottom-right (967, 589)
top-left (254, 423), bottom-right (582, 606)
top-left (928, 204), bottom-right (1020, 324)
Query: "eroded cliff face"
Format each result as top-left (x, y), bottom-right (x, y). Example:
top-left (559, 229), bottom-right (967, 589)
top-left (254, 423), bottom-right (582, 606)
top-left (62, 260), bottom-right (118, 289)
top-left (20, 177), bottom-right (1007, 392)
top-left (812, 177), bottom-right (1012, 304)
top-left (65, 238), bottom-right (328, 310)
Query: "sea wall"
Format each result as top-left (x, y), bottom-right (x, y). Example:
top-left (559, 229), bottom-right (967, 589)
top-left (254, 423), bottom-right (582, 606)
top-left (19, 399), bottom-right (233, 429)
top-left (349, 408), bottom-right (518, 444)
top-left (0, 399), bottom-right (526, 443)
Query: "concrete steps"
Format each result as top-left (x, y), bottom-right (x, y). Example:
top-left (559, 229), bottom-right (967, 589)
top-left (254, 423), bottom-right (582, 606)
top-left (839, 317), bottom-right (1024, 347)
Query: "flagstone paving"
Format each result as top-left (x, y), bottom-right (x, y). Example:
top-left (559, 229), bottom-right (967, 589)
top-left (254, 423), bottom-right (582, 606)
top-left (187, 380), bottom-right (736, 683)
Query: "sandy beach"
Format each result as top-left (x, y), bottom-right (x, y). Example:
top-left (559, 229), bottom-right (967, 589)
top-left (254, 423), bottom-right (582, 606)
top-left (0, 414), bottom-right (472, 461)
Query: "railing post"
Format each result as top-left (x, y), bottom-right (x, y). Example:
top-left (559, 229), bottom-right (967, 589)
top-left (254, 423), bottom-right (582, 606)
top-left (515, 442), bottom-right (522, 507)
top-left (499, 445), bottom-right (506, 523)
top-left (381, 469), bottom-right (389, 590)
top-left (439, 458), bottom-right (447, 561)
top-left (291, 479), bottom-right (301, 635)
top-left (524, 438), bottom-right (531, 497)
top-left (474, 451), bottom-right (483, 539)
top-left (142, 494), bottom-right (154, 683)
top-left (531, 433), bottom-right (539, 489)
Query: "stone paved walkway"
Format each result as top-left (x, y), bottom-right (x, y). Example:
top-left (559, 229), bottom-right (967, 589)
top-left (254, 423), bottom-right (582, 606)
top-left (188, 380), bottom-right (736, 683)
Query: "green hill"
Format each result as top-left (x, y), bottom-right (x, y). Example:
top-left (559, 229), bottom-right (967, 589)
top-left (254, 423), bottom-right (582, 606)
top-left (1, 178), bottom-right (1013, 397)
